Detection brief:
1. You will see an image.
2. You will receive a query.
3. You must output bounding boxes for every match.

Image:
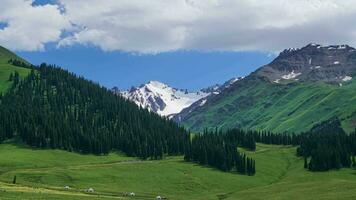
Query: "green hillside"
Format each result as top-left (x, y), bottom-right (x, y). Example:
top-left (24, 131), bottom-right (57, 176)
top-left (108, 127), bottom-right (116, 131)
top-left (0, 46), bottom-right (31, 93)
top-left (0, 141), bottom-right (355, 200)
top-left (181, 78), bottom-right (356, 133)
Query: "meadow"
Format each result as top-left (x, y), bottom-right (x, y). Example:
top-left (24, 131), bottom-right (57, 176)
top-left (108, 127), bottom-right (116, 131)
top-left (0, 141), bottom-right (356, 200)
top-left (182, 78), bottom-right (356, 134)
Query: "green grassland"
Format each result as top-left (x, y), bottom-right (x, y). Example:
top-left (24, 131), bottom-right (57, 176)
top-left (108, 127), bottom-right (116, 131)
top-left (182, 78), bottom-right (356, 133)
top-left (0, 46), bottom-right (32, 93)
top-left (0, 141), bottom-right (355, 200)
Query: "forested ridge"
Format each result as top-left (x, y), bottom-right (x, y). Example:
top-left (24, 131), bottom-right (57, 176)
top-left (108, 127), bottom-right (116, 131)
top-left (0, 63), bottom-right (189, 159)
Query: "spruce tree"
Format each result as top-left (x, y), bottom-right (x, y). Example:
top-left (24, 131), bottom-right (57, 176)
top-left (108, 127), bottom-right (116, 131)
top-left (304, 157), bottom-right (308, 169)
top-left (12, 175), bottom-right (16, 184)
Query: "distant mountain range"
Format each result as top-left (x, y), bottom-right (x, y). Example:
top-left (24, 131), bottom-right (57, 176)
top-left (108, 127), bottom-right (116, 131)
top-left (114, 43), bottom-right (356, 133)
top-left (113, 78), bottom-right (243, 117)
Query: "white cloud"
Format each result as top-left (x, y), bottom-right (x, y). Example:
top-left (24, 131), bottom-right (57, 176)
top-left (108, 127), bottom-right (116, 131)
top-left (0, 0), bottom-right (69, 51)
top-left (2, 0), bottom-right (356, 53)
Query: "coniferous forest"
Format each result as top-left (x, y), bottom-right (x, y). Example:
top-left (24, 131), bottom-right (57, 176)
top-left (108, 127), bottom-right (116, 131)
top-left (0, 63), bottom-right (190, 159)
top-left (297, 118), bottom-right (356, 171)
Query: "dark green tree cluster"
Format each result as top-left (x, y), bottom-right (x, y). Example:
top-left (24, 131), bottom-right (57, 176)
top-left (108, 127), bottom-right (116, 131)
top-left (297, 118), bottom-right (356, 171)
top-left (0, 63), bottom-right (190, 159)
top-left (254, 131), bottom-right (300, 146)
top-left (225, 129), bottom-right (300, 147)
top-left (184, 129), bottom-right (256, 175)
top-left (8, 59), bottom-right (34, 69)
top-left (225, 129), bottom-right (256, 151)
top-left (236, 153), bottom-right (256, 176)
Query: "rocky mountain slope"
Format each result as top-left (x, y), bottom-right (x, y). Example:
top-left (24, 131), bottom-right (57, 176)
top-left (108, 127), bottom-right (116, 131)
top-left (173, 77), bottom-right (244, 122)
top-left (255, 43), bottom-right (355, 84)
top-left (178, 44), bottom-right (356, 133)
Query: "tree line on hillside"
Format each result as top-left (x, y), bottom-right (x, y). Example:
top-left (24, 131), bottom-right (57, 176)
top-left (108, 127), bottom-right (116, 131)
top-left (8, 59), bottom-right (34, 69)
top-left (0, 63), bottom-right (190, 159)
top-left (297, 118), bottom-right (356, 171)
top-left (183, 128), bottom-right (301, 175)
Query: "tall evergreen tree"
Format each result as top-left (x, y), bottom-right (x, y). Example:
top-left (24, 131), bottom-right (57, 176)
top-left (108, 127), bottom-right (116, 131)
top-left (304, 157), bottom-right (308, 169)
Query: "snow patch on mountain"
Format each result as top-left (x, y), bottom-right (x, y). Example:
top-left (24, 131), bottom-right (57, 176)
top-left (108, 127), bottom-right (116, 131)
top-left (342, 76), bottom-right (352, 82)
top-left (199, 99), bottom-right (207, 106)
top-left (281, 70), bottom-right (302, 80)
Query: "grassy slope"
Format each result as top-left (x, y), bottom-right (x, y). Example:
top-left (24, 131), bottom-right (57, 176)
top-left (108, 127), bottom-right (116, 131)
top-left (182, 79), bottom-right (356, 133)
top-left (0, 142), bottom-right (356, 199)
top-left (0, 46), bottom-right (31, 93)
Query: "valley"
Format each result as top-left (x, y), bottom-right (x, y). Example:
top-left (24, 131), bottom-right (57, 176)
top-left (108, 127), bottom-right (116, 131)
top-left (2, 1), bottom-right (356, 199)
top-left (1, 141), bottom-right (356, 200)
top-left (0, 45), bottom-right (355, 199)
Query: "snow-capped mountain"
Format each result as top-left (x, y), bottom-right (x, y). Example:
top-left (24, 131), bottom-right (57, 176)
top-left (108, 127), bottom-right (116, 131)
top-left (118, 81), bottom-right (210, 116)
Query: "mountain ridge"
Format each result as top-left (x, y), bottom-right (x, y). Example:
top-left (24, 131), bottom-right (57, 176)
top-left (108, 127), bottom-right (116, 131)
top-left (114, 78), bottom-right (242, 117)
top-left (0, 45), bottom-right (32, 93)
top-left (178, 43), bottom-right (356, 133)
top-left (254, 43), bottom-right (355, 84)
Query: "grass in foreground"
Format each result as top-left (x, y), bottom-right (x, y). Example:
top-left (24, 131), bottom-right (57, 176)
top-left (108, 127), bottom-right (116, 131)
top-left (0, 142), bottom-right (355, 199)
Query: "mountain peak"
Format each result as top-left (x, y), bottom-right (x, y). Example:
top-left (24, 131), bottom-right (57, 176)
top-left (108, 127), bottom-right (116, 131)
top-left (279, 43), bottom-right (355, 58)
top-left (256, 43), bottom-right (356, 83)
top-left (147, 80), bottom-right (167, 87)
top-left (118, 81), bottom-right (209, 116)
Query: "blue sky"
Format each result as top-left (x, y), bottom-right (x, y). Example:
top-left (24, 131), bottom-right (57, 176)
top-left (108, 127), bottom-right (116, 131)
top-left (17, 45), bottom-right (273, 91)
top-left (2, 0), bottom-right (355, 90)
top-left (11, 0), bottom-right (276, 91)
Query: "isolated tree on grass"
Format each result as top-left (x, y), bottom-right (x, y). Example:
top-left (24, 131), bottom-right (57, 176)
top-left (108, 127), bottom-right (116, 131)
top-left (12, 175), bottom-right (16, 184)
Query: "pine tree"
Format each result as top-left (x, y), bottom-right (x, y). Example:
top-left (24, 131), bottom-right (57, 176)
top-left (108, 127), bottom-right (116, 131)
top-left (304, 157), bottom-right (308, 169)
top-left (12, 175), bottom-right (16, 184)
top-left (8, 73), bottom-right (13, 81)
